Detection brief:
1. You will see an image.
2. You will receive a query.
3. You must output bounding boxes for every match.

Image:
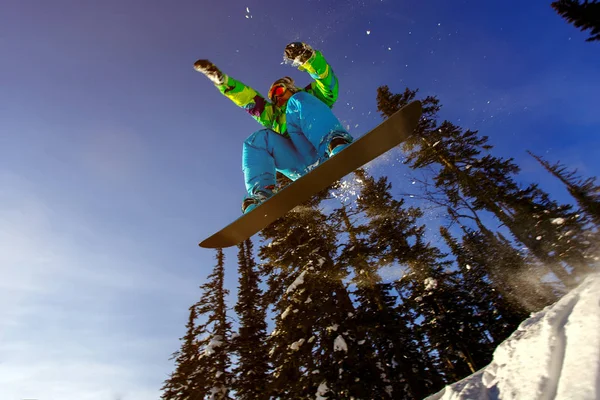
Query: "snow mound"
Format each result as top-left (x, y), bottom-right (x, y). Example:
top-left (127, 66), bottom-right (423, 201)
top-left (426, 273), bottom-right (600, 400)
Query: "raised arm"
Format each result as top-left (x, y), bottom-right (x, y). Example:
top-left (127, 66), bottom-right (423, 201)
top-left (284, 42), bottom-right (339, 108)
top-left (193, 60), bottom-right (277, 129)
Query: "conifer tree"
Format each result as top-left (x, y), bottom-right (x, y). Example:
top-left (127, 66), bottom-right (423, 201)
top-left (376, 86), bottom-right (593, 287)
top-left (333, 170), bottom-right (446, 398)
top-left (231, 240), bottom-right (270, 399)
top-left (258, 182), bottom-right (367, 399)
top-left (162, 249), bottom-right (233, 399)
top-left (196, 248), bottom-right (233, 399)
top-left (529, 151), bottom-right (600, 226)
top-left (161, 306), bottom-right (205, 399)
top-left (440, 227), bottom-right (548, 339)
top-left (552, 0), bottom-right (600, 42)
top-left (350, 169), bottom-right (483, 388)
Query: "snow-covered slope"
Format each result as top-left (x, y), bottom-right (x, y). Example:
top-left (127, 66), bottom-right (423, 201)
top-left (426, 273), bottom-right (600, 400)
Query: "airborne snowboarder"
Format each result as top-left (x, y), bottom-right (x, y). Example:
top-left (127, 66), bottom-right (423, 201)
top-left (193, 42), bottom-right (353, 214)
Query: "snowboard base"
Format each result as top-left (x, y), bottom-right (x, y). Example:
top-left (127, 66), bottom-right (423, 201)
top-left (199, 101), bottom-right (422, 248)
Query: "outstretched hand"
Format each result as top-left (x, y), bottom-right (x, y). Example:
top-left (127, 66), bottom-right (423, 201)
top-left (193, 59), bottom-right (225, 85)
top-left (284, 42), bottom-right (315, 65)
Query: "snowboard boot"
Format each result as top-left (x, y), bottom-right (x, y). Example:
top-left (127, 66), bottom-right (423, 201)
top-left (327, 136), bottom-right (351, 157)
top-left (242, 186), bottom-right (275, 214)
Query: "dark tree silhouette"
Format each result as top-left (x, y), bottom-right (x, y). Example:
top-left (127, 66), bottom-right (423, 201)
top-left (231, 240), bottom-right (270, 399)
top-left (376, 86), bottom-right (594, 287)
top-left (529, 151), bottom-right (600, 226)
top-left (162, 249), bottom-right (233, 400)
top-left (552, 0), bottom-right (600, 42)
top-left (258, 179), bottom-right (366, 398)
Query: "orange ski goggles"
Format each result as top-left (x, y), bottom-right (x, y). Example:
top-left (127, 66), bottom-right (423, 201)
top-left (268, 84), bottom-right (287, 103)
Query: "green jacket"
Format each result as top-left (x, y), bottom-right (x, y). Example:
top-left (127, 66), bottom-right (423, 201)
top-left (215, 50), bottom-right (339, 137)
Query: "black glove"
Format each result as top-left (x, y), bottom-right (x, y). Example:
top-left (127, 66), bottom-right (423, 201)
top-left (284, 42), bottom-right (315, 65)
top-left (193, 59), bottom-right (225, 85)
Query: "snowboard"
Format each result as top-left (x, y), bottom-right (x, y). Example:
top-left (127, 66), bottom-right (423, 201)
top-left (199, 100), bottom-right (423, 249)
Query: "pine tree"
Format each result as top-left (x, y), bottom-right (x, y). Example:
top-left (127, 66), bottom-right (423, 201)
top-left (350, 169), bottom-right (485, 390)
top-left (195, 249), bottom-right (233, 399)
top-left (376, 86), bottom-right (593, 287)
top-left (258, 180), bottom-right (368, 399)
top-left (552, 0), bottom-right (600, 42)
top-left (231, 240), bottom-right (270, 399)
top-left (440, 227), bottom-right (550, 338)
top-left (161, 306), bottom-right (205, 399)
top-left (529, 151), bottom-right (600, 226)
top-left (162, 249), bottom-right (233, 399)
top-left (333, 173), bottom-right (443, 399)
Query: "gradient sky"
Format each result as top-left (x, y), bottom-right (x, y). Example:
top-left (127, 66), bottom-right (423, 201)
top-left (1, 0), bottom-right (599, 398)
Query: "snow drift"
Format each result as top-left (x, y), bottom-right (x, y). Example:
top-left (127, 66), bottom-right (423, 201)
top-left (426, 273), bottom-right (600, 400)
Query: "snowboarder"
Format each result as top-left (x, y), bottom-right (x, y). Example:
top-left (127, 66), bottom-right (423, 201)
top-left (193, 42), bottom-right (354, 213)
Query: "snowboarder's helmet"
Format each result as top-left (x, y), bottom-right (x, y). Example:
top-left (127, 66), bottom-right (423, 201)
top-left (268, 76), bottom-right (297, 103)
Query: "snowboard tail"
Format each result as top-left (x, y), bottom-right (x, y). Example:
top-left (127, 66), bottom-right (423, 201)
top-left (199, 101), bottom-right (423, 249)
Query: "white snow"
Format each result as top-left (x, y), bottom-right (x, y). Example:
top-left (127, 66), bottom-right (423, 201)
top-left (290, 338), bottom-right (305, 351)
top-left (551, 217), bottom-right (566, 225)
top-left (424, 277), bottom-right (438, 291)
top-left (316, 381), bottom-right (329, 399)
top-left (281, 305), bottom-right (293, 320)
top-left (204, 335), bottom-right (223, 356)
top-left (286, 271), bottom-right (306, 294)
top-left (426, 273), bottom-right (600, 400)
top-left (334, 335), bottom-right (348, 352)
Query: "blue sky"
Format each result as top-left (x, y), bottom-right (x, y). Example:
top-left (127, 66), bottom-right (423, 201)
top-left (1, 0), bottom-right (598, 398)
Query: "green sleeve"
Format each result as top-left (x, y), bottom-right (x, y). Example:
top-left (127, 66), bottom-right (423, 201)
top-left (215, 75), bottom-right (278, 130)
top-left (298, 50), bottom-right (339, 108)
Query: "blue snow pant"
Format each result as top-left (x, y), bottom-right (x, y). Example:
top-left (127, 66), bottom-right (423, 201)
top-left (242, 91), bottom-right (353, 197)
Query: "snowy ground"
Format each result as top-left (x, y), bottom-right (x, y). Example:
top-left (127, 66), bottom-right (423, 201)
top-left (426, 273), bottom-right (600, 400)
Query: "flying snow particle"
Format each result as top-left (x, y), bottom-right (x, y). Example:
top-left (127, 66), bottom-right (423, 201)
top-left (536, 236), bottom-right (543, 240)
top-left (334, 335), bottom-right (349, 352)
top-left (246, 6), bottom-right (250, 12)
top-left (388, 47), bottom-right (392, 50)
top-left (366, 30), bottom-right (371, 35)
top-left (551, 218), bottom-right (566, 225)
